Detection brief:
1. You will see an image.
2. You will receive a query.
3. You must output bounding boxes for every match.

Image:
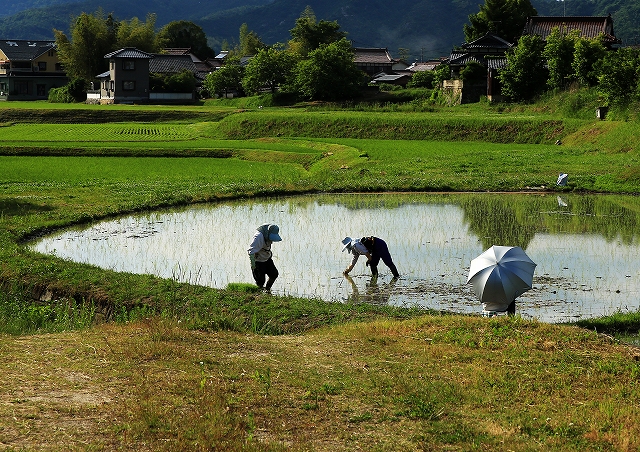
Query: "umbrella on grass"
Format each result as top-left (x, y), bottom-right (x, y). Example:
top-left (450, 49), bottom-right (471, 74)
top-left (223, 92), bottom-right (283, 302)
top-left (466, 245), bottom-right (536, 312)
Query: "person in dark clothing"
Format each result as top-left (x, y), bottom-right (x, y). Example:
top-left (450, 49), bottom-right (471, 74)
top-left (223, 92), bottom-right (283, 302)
top-left (247, 223), bottom-right (282, 291)
top-left (342, 236), bottom-right (399, 278)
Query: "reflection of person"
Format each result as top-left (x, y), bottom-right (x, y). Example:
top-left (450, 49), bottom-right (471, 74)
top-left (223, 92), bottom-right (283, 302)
top-left (342, 236), bottom-right (399, 278)
top-left (247, 223), bottom-right (282, 291)
top-left (344, 273), bottom-right (397, 305)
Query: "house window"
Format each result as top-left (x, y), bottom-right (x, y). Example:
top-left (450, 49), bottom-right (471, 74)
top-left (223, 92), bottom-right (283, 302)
top-left (37, 84), bottom-right (46, 96)
top-left (15, 81), bottom-right (29, 94)
top-left (122, 81), bottom-right (135, 91)
top-left (110, 81), bottom-right (114, 90)
top-left (38, 61), bottom-right (47, 71)
top-left (110, 61), bottom-right (115, 70)
top-left (122, 60), bottom-right (135, 70)
top-left (48, 49), bottom-right (54, 57)
top-left (55, 63), bottom-right (63, 71)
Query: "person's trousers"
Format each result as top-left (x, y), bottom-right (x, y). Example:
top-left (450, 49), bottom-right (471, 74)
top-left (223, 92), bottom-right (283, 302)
top-left (252, 258), bottom-right (279, 289)
top-left (369, 239), bottom-right (399, 278)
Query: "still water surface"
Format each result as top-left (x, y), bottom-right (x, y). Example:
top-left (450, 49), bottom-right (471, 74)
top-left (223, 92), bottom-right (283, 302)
top-left (30, 193), bottom-right (640, 323)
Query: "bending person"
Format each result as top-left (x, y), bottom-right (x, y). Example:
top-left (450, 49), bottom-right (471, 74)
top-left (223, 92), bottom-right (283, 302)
top-left (342, 236), bottom-right (399, 278)
top-left (248, 223), bottom-right (282, 291)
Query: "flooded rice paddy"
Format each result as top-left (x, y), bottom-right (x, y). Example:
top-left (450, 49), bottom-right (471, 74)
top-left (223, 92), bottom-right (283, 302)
top-left (30, 193), bottom-right (640, 323)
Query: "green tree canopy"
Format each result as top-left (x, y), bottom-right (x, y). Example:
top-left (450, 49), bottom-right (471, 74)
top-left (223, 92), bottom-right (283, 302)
top-left (54, 10), bottom-right (120, 81)
top-left (203, 58), bottom-right (245, 97)
top-left (156, 20), bottom-right (215, 59)
top-left (288, 6), bottom-right (346, 57)
top-left (150, 69), bottom-right (196, 93)
top-left (242, 46), bottom-right (296, 94)
top-left (460, 60), bottom-right (486, 84)
top-left (406, 70), bottom-right (435, 89)
top-left (498, 34), bottom-right (547, 102)
top-left (237, 23), bottom-right (266, 57)
top-left (572, 37), bottom-right (606, 87)
top-left (291, 38), bottom-right (364, 101)
top-left (596, 47), bottom-right (640, 105)
top-left (464, 0), bottom-right (537, 43)
top-left (117, 14), bottom-right (157, 53)
top-left (543, 27), bottom-right (579, 90)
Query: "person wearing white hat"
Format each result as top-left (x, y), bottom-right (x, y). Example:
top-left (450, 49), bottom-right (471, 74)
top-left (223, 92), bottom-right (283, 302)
top-left (342, 236), bottom-right (399, 278)
top-left (247, 223), bottom-right (282, 291)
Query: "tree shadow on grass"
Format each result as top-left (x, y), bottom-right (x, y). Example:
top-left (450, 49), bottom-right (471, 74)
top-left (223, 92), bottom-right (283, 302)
top-left (0, 199), bottom-right (53, 217)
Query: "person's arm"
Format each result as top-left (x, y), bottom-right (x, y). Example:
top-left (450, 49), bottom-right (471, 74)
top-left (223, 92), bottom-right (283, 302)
top-left (247, 232), bottom-right (264, 268)
top-left (343, 253), bottom-right (360, 274)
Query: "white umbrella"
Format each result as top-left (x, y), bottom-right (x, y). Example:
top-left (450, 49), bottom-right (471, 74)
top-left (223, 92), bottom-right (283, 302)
top-left (466, 246), bottom-right (536, 311)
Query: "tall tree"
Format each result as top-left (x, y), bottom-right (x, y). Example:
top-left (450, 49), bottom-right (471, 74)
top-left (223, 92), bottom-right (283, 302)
top-left (238, 23), bottom-right (266, 56)
top-left (291, 38), bottom-right (364, 101)
top-left (54, 10), bottom-right (119, 81)
top-left (596, 47), bottom-right (640, 105)
top-left (116, 14), bottom-right (158, 53)
top-left (464, 0), bottom-right (537, 43)
top-left (498, 34), bottom-right (547, 102)
top-left (543, 27), bottom-right (579, 90)
top-left (156, 20), bottom-right (215, 59)
top-left (572, 37), bottom-right (605, 87)
top-left (288, 6), bottom-right (346, 57)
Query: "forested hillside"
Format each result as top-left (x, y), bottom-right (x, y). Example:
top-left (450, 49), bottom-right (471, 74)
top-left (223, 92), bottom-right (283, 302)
top-left (0, 0), bottom-right (638, 61)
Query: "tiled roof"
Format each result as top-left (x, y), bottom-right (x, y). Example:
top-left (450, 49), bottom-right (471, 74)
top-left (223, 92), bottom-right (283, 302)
top-left (485, 57), bottom-right (508, 70)
top-left (408, 60), bottom-right (444, 72)
top-left (0, 39), bottom-right (55, 61)
top-left (353, 48), bottom-right (393, 64)
top-left (149, 54), bottom-right (197, 74)
top-left (523, 16), bottom-right (621, 44)
top-left (448, 53), bottom-right (483, 66)
top-left (462, 33), bottom-right (513, 50)
top-left (372, 73), bottom-right (410, 82)
top-left (447, 52), bottom-right (507, 70)
top-left (163, 48), bottom-right (191, 55)
top-left (104, 48), bottom-right (153, 59)
top-left (446, 33), bottom-right (512, 69)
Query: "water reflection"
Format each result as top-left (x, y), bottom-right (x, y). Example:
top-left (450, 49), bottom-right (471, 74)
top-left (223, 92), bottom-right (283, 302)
top-left (30, 193), bottom-right (640, 323)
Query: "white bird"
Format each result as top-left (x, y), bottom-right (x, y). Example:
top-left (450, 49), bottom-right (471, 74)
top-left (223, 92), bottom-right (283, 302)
top-left (557, 173), bottom-right (568, 186)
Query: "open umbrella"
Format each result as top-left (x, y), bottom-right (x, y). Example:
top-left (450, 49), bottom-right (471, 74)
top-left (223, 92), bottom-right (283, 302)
top-left (466, 245), bottom-right (536, 311)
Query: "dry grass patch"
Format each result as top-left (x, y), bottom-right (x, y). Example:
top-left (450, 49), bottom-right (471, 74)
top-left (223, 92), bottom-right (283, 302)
top-left (1, 315), bottom-right (640, 451)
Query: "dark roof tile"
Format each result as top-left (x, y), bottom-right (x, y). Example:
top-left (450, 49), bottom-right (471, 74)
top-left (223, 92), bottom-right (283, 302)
top-left (0, 39), bottom-right (55, 61)
top-left (523, 16), bottom-right (621, 44)
top-left (354, 47), bottom-right (393, 64)
top-left (149, 54), bottom-right (197, 73)
top-left (104, 48), bottom-right (153, 59)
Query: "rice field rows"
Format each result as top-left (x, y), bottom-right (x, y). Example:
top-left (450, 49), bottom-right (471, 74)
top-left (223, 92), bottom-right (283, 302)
top-left (0, 123), bottom-right (198, 142)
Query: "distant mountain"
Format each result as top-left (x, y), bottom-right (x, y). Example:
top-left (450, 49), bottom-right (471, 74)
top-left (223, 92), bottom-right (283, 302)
top-left (0, 0), bottom-right (638, 61)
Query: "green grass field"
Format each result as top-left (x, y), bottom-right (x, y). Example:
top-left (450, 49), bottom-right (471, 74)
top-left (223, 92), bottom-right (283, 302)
top-left (2, 97), bottom-right (640, 450)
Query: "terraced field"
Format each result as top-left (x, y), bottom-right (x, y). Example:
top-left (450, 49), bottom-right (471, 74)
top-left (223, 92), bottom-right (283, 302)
top-left (0, 123), bottom-right (199, 142)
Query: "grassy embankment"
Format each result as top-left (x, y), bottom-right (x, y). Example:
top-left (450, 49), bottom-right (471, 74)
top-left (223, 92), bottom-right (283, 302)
top-left (2, 100), bottom-right (640, 450)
